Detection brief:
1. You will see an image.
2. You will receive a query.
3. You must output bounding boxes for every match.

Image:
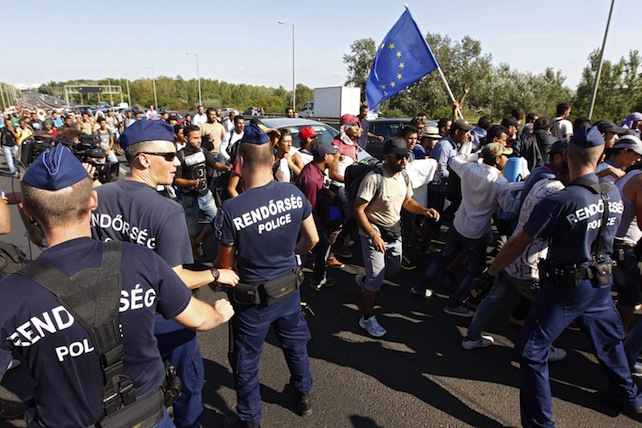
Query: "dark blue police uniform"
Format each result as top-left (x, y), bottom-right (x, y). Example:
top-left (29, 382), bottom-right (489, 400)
top-left (517, 172), bottom-right (641, 427)
top-left (215, 180), bottom-right (313, 426)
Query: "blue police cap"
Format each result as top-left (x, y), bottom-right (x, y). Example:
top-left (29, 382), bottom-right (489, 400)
top-left (570, 125), bottom-right (604, 148)
top-left (118, 120), bottom-right (174, 150)
top-left (240, 123), bottom-right (270, 145)
top-left (23, 144), bottom-right (88, 191)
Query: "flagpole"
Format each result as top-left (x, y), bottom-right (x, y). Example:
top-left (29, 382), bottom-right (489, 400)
top-left (587, 0), bottom-right (615, 120)
top-left (436, 66), bottom-right (463, 120)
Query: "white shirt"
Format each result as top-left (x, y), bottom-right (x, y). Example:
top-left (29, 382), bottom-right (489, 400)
top-left (192, 113), bottom-right (207, 127)
top-left (449, 155), bottom-right (519, 239)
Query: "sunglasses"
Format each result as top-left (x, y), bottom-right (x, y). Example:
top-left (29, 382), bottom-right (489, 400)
top-left (392, 153), bottom-right (411, 160)
top-left (138, 152), bottom-right (177, 161)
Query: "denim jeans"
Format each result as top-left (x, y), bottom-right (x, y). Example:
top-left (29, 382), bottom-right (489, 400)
top-left (2, 145), bottom-right (18, 173)
top-left (612, 246), bottom-right (641, 307)
top-left (180, 190), bottom-right (218, 235)
top-left (467, 272), bottom-right (539, 341)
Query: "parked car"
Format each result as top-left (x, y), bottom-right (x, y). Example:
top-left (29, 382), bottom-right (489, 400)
top-left (365, 118), bottom-right (437, 159)
top-left (242, 106), bottom-right (263, 117)
top-left (260, 117), bottom-right (372, 161)
top-left (222, 108), bottom-right (239, 117)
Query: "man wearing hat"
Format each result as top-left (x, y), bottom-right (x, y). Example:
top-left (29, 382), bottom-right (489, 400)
top-left (484, 126), bottom-right (642, 426)
top-left (414, 126), bottom-right (442, 160)
top-left (91, 120), bottom-right (239, 428)
top-left (297, 126), bottom-right (318, 165)
top-left (353, 137), bottom-right (439, 337)
top-left (412, 142), bottom-right (520, 318)
top-left (0, 144), bottom-right (235, 427)
top-left (296, 141), bottom-right (340, 290)
top-left (212, 123), bottom-right (319, 427)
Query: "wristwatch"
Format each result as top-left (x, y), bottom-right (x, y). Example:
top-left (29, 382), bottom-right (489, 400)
top-left (211, 267), bottom-right (220, 283)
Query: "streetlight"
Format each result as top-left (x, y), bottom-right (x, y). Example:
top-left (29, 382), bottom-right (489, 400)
top-left (278, 20), bottom-right (295, 114)
top-left (186, 52), bottom-right (202, 107)
top-left (144, 66), bottom-right (158, 110)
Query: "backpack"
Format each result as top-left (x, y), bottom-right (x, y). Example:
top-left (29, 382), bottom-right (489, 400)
top-left (0, 242), bottom-right (28, 278)
top-left (209, 170), bottom-right (233, 207)
top-left (550, 119), bottom-right (564, 140)
top-left (345, 162), bottom-right (410, 203)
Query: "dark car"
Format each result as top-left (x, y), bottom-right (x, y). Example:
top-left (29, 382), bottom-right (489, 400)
top-left (260, 117), bottom-right (372, 161)
top-left (365, 118), bottom-right (437, 159)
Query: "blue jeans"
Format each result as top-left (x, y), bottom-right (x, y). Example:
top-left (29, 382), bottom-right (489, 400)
top-left (2, 145), bottom-right (18, 174)
top-left (155, 316), bottom-right (204, 428)
top-left (467, 272), bottom-right (538, 341)
top-left (359, 234), bottom-right (402, 292)
top-left (516, 277), bottom-right (641, 428)
top-left (229, 293), bottom-right (312, 425)
top-left (414, 226), bottom-right (487, 307)
top-left (311, 228), bottom-right (330, 282)
top-left (624, 319), bottom-right (642, 369)
top-left (180, 190), bottom-right (218, 235)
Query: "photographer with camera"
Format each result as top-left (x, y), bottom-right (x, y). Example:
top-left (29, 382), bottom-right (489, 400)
top-left (175, 124), bottom-right (231, 258)
top-left (0, 144), bottom-right (234, 427)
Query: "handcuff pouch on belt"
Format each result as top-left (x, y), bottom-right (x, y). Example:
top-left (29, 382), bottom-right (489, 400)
top-left (231, 268), bottom-right (303, 306)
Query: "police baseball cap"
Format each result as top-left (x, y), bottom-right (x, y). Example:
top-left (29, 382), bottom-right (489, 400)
top-left (570, 125), bottom-right (604, 148)
top-left (118, 120), bottom-right (174, 150)
top-left (23, 144), bottom-right (88, 191)
top-left (594, 119), bottom-right (627, 136)
top-left (383, 137), bottom-right (410, 156)
top-left (240, 123), bottom-right (270, 145)
top-left (481, 142), bottom-right (513, 160)
top-left (612, 135), bottom-right (642, 155)
top-left (311, 141), bottom-right (339, 160)
top-left (298, 126), bottom-right (317, 140)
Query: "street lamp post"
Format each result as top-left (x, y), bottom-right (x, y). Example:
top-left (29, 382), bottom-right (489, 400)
top-left (186, 52), bottom-right (202, 107)
top-left (278, 21), bottom-right (295, 114)
top-left (145, 66), bottom-right (158, 109)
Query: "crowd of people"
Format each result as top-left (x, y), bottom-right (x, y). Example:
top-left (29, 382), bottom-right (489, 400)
top-left (0, 97), bottom-right (641, 427)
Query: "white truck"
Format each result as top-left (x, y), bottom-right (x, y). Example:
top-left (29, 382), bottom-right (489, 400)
top-left (298, 86), bottom-right (361, 119)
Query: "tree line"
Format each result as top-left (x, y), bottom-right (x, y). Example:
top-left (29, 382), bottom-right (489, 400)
top-left (35, 32), bottom-right (641, 123)
top-left (344, 33), bottom-right (642, 123)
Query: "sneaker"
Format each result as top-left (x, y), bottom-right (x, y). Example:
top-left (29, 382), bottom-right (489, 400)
top-left (462, 335), bottom-right (494, 350)
top-left (410, 286), bottom-right (433, 298)
top-left (309, 277), bottom-right (336, 291)
top-left (11, 170), bottom-right (20, 179)
top-left (332, 247), bottom-right (353, 259)
top-left (444, 305), bottom-right (475, 318)
top-left (631, 362), bottom-right (642, 378)
top-left (326, 256), bottom-right (345, 268)
top-left (566, 319), bottom-right (581, 331)
top-left (359, 315), bottom-right (387, 337)
top-left (296, 391), bottom-right (312, 417)
top-left (548, 346), bottom-right (567, 362)
top-left (0, 398), bottom-right (26, 420)
top-left (401, 255), bottom-right (417, 271)
top-left (354, 274), bottom-right (365, 291)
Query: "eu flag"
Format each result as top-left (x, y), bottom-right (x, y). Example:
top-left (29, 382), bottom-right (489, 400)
top-left (366, 9), bottom-right (438, 109)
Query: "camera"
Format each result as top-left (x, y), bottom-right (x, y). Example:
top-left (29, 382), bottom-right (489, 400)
top-left (21, 135), bottom-right (119, 184)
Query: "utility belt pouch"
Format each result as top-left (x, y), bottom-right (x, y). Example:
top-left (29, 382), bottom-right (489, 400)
top-left (589, 260), bottom-right (612, 287)
top-left (260, 269), bottom-right (301, 306)
top-left (95, 388), bottom-right (164, 428)
top-left (162, 360), bottom-right (182, 407)
top-left (230, 282), bottom-right (261, 306)
top-left (373, 221), bottom-right (402, 243)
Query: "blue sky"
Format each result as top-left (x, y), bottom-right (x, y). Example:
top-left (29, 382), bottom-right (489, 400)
top-left (1, 0), bottom-right (638, 93)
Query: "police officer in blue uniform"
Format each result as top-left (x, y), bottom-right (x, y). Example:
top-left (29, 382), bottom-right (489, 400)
top-left (213, 123), bottom-right (319, 428)
top-left (482, 125), bottom-right (642, 427)
top-left (91, 120), bottom-right (239, 428)
top-left (0, 144), bottom-right (234, 427)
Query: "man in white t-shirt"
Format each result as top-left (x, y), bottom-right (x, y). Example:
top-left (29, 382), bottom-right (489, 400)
top-left (552, 102), bottom-right (573, 138)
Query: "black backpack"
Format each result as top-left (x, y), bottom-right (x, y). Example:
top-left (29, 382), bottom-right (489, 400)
top-left (550, 119), bottom-right (564, 140)
top-left (0, 242), bottom-right (28, 279)
top-left (345, 162), bottom-right (409, 202)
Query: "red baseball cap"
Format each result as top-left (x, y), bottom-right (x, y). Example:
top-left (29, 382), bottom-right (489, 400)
top-left (298, 126), bottom-right (317, 140)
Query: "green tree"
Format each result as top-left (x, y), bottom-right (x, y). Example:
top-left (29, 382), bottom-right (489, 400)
top-left (343, 38), bottom-right (376, 98)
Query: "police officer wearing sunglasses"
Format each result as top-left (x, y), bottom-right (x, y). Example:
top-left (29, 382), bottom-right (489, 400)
top-left (91, 120), bottom-right (239, 428)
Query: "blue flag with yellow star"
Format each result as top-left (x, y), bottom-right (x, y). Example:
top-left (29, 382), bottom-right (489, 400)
top-left (366, 9), bottom-right (438, 109)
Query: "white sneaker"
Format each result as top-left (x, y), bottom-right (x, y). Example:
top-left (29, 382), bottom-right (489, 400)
top-left (359, 315), bottom-right (387, 337)
top-left (548, 346), bottom-right (567, 362)
top-left (462, 335), bottom-right (494, 350)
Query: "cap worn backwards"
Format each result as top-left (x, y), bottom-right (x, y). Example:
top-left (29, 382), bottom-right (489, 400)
top-left (311, 141), bottom-right (339, 160)
top-left (240, 123), bottom-right (270, 145)
top-left (118, 120), bottom-right (175, 150)
top-left (23, 144), bottom-right (88, 191)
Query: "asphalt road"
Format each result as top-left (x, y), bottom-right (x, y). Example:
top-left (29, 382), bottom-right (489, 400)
top-left (0, 154), bottom-right (641, 428)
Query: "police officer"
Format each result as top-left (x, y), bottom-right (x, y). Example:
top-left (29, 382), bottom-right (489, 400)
top-left (485, 126), bottom-right (642, 427)
top-left (0, 144), bottom-right (234, 427)
top-left (91, 120), bottom-right (239, 428)
top-left (213, 123), bottom-right (319, 428)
